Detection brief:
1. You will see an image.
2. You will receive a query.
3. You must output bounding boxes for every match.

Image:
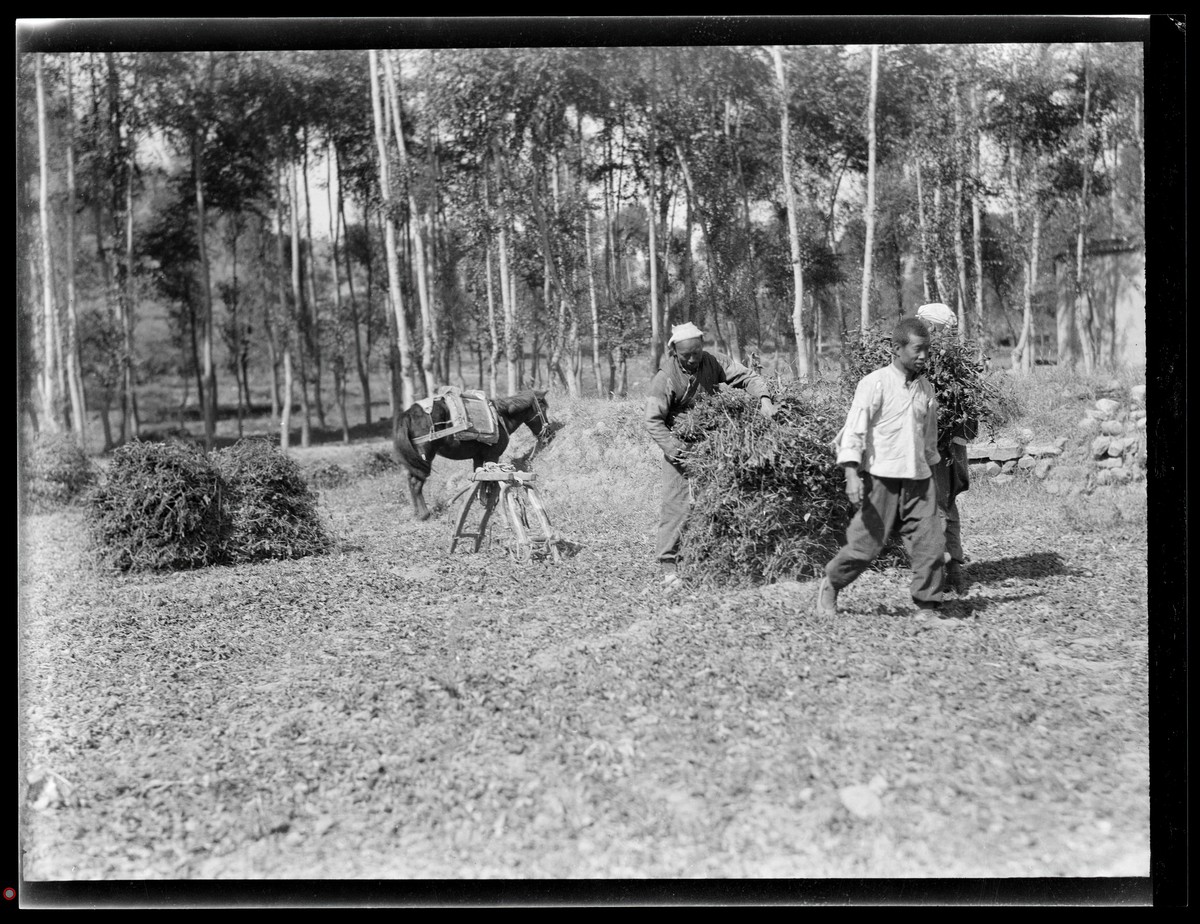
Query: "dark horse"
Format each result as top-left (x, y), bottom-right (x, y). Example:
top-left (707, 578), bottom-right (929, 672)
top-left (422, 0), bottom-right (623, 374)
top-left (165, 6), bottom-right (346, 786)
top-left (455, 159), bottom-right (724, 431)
top-left (393, 388), bottom-right (557, 520)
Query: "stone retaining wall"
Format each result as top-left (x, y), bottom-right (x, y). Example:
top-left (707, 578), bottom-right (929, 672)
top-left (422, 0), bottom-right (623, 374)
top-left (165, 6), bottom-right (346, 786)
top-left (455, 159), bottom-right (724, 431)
top-left (967, 383), bottom-right (1146, 492)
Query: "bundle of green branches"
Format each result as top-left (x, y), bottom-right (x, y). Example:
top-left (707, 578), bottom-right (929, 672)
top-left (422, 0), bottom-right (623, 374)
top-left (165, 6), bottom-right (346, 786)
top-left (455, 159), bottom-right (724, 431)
top-left (210, 439), bottom-right (333, 564)
top-left (842, 321), bottom-right (1013, 442)
top-left (85, 440), bottom-right (225, 572)
top-left (22, 432), bottom-right (97, 513)
top-left (672, 378), bottom-right (854, 586)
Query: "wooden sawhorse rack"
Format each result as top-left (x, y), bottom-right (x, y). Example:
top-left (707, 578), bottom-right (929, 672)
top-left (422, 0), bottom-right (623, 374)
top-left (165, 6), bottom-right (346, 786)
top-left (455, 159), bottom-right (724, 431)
top-left (448, 467), bottom-right (562, 563)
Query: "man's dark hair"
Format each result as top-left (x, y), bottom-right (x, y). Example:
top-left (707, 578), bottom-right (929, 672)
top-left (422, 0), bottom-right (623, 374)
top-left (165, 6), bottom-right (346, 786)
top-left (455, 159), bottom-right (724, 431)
top-left (891, 317), bottom-right (931, 348)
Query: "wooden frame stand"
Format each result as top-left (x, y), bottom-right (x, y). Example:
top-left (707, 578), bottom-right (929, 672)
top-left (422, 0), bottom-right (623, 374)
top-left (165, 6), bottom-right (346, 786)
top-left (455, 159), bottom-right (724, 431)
top-left (448, 468), bottom-right (562, 564)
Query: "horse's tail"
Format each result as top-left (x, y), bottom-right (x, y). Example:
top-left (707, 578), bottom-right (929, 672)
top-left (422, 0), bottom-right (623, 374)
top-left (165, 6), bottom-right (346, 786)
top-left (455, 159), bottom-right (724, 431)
top-left (393, 406), bottom-right (432, 480)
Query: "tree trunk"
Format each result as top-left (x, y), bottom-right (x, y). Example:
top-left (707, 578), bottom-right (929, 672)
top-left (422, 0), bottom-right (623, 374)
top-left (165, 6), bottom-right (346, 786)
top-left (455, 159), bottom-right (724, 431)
top-left (63, 57), bottom-right (88, 446)
top-left (932, 185), bottom-right (950, 304)
top-left (384, 50), bottom-right (436, 397)
top-left (122, 142), bottom-right (140, 439)
top-left (662, 172), bottom-right (680, 351)
top-left (327, 136), bottom-right (349, 443)
top-left (99, 54), bottom-right (136, 441)
top-left (260, 213), bottom-right (282, 424)
top-left (647, 51), bottom-right (664, 371)
top-left (368, 49), bottom-right (415, 411)
top-left (484, 237), bottom-right (500, 397)
top-left (489, 145), bottom-right (519, 395)
top-left (1013, 197), bottom-right (1040, 375)
top-left (1073, 49), bottom-right (1097, 373)
top-left (834, 287), bottom-right (847, 371)
top-left (228, 219), bottom-right (246, 439)
top-left (1135, 85), bottom-right (1145, 226)
top-left (184, 279), bottom-right (204, 413)
top-left (192, 128), bottom-right (218, 450)
top-left (583, 187), bottom-right (604, 397)
top-left (280, 338), bottom-right (294, 451)
top-left (530, 156), bottom-right (572, 395)
top-left (551, 150), bottom-right (581, 399)
top-left (104, 52), bottom-right (138, 443)
top-left (425, 52), bottom-right (449, 386)
top-left (970, 82), bottom-right (987, 357)
top-left (86, 58), bottom-right (116, 440)
top-left (732, 101), bottom-right (765, 351)
top-left (646, 182), bottom-right (662, 366)
top-left (272, 180), bottom-right (293, 431)
top-left (338, 171), bottom-right (371, 425)
top-left (860, 44), bottom-right (880, 332)
top-left (35, 54), bottom-right (62, 433)
top-left (498, 224), bottom-right (518, 394)
top-left (334, 354), bottom-right (349, 443)
top-left (288, 160), bottom-right (312, 447)
top-left (771, 47), bottom-right (810, 377)
top-left (915, 160), bottom-right (932, 303)
top-left (951, 81), bottom-right (971, 340)
top-left (301, 128), bottom-right (326, 429)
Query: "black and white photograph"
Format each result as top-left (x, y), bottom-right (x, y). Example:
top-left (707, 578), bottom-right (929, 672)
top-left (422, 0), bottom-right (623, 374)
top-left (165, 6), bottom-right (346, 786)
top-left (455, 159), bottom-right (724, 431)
top-left (15, 15), bottom-right (1184, 908)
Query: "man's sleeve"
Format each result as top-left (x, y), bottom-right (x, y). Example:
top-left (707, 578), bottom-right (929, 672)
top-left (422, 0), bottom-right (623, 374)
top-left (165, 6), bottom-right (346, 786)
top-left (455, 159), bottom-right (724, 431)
top-left (835, 376), bottom-right (874, 467)
top-left (645, 374), bottom-right (685, 458)
top-left (925, 390), bottom-right (942, 468)
top-left (715, 352), bottom-right (770, 401)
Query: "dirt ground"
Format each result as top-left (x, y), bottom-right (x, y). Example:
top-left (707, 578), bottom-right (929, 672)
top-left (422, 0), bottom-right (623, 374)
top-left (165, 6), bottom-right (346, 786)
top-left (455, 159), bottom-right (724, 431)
top-left (19, 424), bottom-right (1153, 894)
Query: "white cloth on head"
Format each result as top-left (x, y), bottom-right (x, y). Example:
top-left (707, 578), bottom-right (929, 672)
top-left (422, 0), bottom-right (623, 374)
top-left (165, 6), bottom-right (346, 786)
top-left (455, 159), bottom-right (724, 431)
top-left (916, 303), bottom-right (958, 328)
top-left (668, 322), bottom-right (706, 345)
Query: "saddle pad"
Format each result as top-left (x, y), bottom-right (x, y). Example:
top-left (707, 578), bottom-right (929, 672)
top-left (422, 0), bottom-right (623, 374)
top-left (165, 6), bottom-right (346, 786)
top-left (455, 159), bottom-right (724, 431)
top-left (416, 387), bottom-right (500, 446)
top-left (458, 391), bottom-right (499, 442)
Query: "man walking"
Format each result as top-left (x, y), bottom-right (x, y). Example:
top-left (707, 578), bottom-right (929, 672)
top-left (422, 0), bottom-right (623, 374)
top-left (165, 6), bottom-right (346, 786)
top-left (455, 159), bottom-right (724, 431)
top-left (916, 302), bottom-right (977, 595)
top-left (645, 322), bottom-right (776, 589)
top-left (817, 317), bottom-right (945, 616)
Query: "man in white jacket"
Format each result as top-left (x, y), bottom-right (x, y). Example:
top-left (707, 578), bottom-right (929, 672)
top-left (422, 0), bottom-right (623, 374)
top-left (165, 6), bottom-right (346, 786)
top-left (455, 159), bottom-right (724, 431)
top-left (817, 316), bottom-right (945, 616)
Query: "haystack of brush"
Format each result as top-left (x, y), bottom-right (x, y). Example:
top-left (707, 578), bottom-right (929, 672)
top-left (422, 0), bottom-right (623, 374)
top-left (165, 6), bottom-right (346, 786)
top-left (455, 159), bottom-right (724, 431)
top-left (675, 323), bottom-right (1014, 586)
top-left (85, 439), bottom-right (333, 572)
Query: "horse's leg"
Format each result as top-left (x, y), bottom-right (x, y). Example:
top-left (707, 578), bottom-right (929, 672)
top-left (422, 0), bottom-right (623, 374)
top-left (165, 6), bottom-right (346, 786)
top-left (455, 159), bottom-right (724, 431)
top-left (407, 445), bottom-right (434, 521)
top-left (409, 470), bottom-right (431, 521)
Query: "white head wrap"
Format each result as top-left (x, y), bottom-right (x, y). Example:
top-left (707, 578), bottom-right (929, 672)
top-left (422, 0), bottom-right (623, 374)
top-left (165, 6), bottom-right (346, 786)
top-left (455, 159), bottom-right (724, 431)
top-left (916, 303), bottom-right (958, 328)
top-left (668, 322), bottom-right (706, 346)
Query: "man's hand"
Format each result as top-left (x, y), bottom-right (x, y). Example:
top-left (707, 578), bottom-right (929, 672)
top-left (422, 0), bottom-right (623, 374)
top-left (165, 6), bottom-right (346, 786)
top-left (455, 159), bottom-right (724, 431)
top-left (759, 396), bottom-right (777, 419)
top-left (843, 465), bottom-right (863, 507)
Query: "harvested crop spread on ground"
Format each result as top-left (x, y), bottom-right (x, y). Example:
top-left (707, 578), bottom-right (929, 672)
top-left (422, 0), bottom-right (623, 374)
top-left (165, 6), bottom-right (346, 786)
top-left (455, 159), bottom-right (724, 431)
top-left (19, 381), bottom-right (1149, 881)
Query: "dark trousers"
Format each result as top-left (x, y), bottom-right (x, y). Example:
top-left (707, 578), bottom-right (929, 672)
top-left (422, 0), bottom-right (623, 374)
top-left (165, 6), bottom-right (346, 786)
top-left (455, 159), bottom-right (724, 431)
top-left (932, 442), bottom-right (969, 563)
top-left (824, 473), bottom-right (945, 605)
top-left (656, 456), bottom-right (691, 568)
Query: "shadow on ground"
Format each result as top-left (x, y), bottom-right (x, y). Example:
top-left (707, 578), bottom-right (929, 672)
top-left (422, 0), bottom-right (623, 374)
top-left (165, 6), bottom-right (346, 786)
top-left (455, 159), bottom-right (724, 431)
top-left (943, 590), bottom-right (1047, 620)
top-left (964, 551), bottom-right (1074, 585)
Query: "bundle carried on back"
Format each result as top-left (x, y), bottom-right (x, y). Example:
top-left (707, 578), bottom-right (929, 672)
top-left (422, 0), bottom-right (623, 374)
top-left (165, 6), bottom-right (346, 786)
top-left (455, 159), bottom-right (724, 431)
top-left (841, 321), bottom-right (1014, 444)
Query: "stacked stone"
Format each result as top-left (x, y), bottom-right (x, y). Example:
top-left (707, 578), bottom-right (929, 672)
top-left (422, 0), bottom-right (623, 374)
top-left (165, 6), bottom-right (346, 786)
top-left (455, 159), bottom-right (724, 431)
top-left (984, 429), bottom-right (1068, 486)
top-left (969, 382), bottom-right (1146, 495)
top-left (1048, 383), bottom-right (1147, 492)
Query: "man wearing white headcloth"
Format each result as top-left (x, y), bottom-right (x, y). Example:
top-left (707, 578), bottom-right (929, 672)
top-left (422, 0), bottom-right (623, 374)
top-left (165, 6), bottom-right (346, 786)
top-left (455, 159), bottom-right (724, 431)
top-left (915, 302), bottom-right (975, 594)
top-left (645, 322), bottom-right (777, 588)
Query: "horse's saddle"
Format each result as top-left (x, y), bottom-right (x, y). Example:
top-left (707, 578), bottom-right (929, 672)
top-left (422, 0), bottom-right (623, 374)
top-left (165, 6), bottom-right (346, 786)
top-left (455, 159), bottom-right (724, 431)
top-left (413, 386), bottom-right (500, 446)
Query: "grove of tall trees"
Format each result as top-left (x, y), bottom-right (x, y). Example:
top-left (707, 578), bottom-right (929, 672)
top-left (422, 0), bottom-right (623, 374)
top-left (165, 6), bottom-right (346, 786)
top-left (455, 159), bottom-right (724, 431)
top-left (16, 42), bottom-right (1146, 451)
